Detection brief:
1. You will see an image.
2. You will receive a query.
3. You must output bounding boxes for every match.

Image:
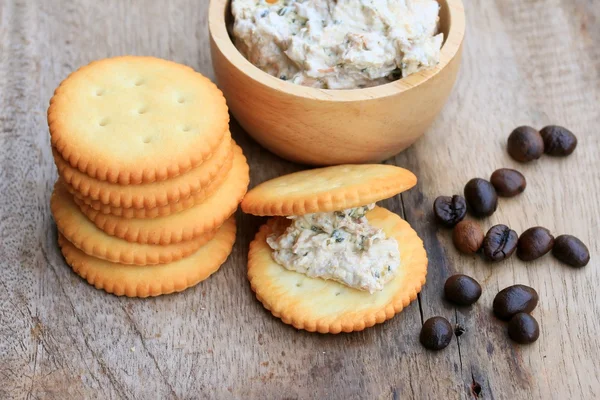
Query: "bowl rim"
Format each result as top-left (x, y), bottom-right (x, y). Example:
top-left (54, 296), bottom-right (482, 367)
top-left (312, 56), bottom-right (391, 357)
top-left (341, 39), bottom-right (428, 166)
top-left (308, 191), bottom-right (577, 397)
top-left (209, 0), bottom-right (465, 102)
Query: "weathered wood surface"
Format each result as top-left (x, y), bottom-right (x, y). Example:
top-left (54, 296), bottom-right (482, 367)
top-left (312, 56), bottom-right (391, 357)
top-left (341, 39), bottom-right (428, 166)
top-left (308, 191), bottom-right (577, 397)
top-left (0, 0), bottom-right (598, 398)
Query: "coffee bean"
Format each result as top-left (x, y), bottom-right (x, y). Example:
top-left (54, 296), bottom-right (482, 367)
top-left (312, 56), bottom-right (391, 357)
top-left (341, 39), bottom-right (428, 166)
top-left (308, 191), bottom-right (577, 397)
top-left (434, 195), bottom-right (467, 227)
top-left (507, 126), bottom-right (544, 162)
top-left (508, 313), bottom-right (540, 344)
top-left (490, 168), bottom-right (526, 197)
top-left (552, 235), bottom-right (590, 267)
top-left (452, 220), bottom-right (484, 255)
top-left (420, 317), bottom-right (453, 350)
top-left (444, 274), bottom-right (482, 306)
top-left (483, 224), bottom-right (518, 262)
top-left (464, 178), bottom-right (498, 217)
top-left (517, 227), bottom-right (555, 261)
top-left (493, 285), bottom-right (539, 320)
top-left (540, 125), bottom-right (577, 156)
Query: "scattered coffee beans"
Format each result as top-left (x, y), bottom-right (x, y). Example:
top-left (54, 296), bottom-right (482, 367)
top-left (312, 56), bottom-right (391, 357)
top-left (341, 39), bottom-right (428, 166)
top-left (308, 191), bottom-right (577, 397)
top-left (483, 224), bottom-right (518, 262)
top-left (517, 227), bottom-right (554, 261)
top-left (507, 126), bottom-right (545, 162)
top-left (420, 317), bottom-right (453, 350)
top-left (507, 313), bottom-right (540, 344)
top-left (452, 221), bottom-right (484, 255)
top-left (493, 285), bottom-right (539, 320)
top-left (552, 235), bottom-right (590, 267)
top-left (444, 274), bottom-right (482, 306)
top-left (464, 178), bottom-right (498, 217)
top-left (540, 125), bottom-right (577, 156)
top-left (490, 168), bottom-right (526, 197)
top-left (427, 122), bottom-right (583, 350)
top-left (434, 195), bottom-right (467, 227)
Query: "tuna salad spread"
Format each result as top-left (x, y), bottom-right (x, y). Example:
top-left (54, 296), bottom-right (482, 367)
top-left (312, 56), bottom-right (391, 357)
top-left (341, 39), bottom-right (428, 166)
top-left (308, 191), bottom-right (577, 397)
top-left (231, 0), bottom-right (443, 89)
top-left (266, 204), bottom-right (400, 293)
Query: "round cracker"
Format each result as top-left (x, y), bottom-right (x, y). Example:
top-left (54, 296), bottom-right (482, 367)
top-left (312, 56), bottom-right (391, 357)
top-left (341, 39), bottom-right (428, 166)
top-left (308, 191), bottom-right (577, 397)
top-left (54, 132), bottom-right (233, 209)
top-left (247, 206), bottom-right (428, 333)
top-left (58, 217), bottom-right (236, 298)
top-left (241, 164), bottom-right (417, 216)
top-left (48, 56), bottom-right (228, 184)
top-left (78, 145), bottom-right (249, 244)
top-left (51, 181), bottom-right (215, 265)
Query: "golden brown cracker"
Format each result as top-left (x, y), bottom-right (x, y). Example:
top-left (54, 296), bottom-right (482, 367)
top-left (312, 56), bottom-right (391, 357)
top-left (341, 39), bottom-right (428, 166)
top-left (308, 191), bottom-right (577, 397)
top-left (242, 164), bottom-right (417, 216)
top-left (65, 142), bottom-right (236, 218)
top-left (58, 217), bottom-right (236, 297)
top-left (247, 207), bottom-right (427, 333)
top-left (68, 141), bottom-right (235, 219)
top-left (78, 145), bottom-right (249, 244)
top-left (51, 181), bottom-right (215, 265)
top-left (48, 56), bottom-right (228, 184)
top-left (54, 133), bottom-right (233, 209)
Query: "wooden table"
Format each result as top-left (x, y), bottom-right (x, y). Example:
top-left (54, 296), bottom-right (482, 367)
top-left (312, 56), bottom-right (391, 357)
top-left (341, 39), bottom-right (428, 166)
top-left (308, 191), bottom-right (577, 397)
top-left (1, 0), bottom-right (598, 398)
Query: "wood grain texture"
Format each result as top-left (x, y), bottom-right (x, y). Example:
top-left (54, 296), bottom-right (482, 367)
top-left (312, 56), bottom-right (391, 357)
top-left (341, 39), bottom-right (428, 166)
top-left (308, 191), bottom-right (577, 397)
top-left (0, 0), bottom-right (598, 399)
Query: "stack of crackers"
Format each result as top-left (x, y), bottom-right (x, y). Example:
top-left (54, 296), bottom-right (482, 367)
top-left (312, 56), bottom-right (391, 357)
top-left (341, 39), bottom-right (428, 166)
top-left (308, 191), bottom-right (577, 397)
top-left (48, 56), bottom-right (249, 297)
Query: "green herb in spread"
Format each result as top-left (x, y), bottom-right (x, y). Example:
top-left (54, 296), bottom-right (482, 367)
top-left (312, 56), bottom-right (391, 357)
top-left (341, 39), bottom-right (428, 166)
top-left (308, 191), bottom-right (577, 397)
top-left (266, 204), bottom-right (400, 293)
top-left (231, 0), bottom-right (443, 89)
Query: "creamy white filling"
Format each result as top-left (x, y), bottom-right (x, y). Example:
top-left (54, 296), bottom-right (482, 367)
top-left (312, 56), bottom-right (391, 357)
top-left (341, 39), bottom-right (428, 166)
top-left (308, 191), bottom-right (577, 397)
top-left (266, 204), bottom-right (400, 293)
top-left (232, 0), bottom-right (443, 89)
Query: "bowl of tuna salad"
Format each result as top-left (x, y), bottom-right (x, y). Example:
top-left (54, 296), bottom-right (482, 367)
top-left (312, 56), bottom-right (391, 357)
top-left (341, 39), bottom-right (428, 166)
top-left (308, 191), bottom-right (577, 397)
top-left (209, 0), bottom-right (465, 165)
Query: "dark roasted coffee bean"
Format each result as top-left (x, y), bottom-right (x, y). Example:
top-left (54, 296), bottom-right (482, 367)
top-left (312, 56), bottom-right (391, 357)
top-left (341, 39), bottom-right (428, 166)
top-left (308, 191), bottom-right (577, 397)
top-left (493, 285), bottom-right (539, 320)
top-left (517, 227), bottom-right (554, 261)
top-left (552, 235), bottom-right (590, 267)
top-left (452, 220), bottom-right (484, 255)
top-left (464, 178), bottom-right (498, 217)
top-left (507, 126), bottom-right (544, 162)
top-left (444, 274), bottom-right (482, 306)
top-left (490, 168), bottom-right (526, 197)
top-left (540, 125), bottom-right (577, 156)
top-left (420, 317), bottom-right (453, 350)
top-left (483, 224), bottom-right (518, 261)
top-left (434, 195), bottom-right (467, 227)
top-left (508, 313), bottom-right (540, 344)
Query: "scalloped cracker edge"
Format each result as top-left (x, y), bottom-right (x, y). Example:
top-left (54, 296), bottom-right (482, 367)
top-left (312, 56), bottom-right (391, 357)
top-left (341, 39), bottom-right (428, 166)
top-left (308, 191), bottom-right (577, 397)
top-left (78, 144), bottom-right (249, 244)
top-left (54, 132), bottom-right (233, 208)
top-left (51, 181), bottom-right (216, 265)
top-left (48, 56), bottom-right (228, 184)
top-left (65, 141), bottom-right (237, 219)
top-left (247, 206), bottom-right (428, 333)
top-left (242, 164), bottom-right (417, 216)
top-left (58, 217), bottom-right (236, 298)
top-left (68, 140), bottom-right (235, 219)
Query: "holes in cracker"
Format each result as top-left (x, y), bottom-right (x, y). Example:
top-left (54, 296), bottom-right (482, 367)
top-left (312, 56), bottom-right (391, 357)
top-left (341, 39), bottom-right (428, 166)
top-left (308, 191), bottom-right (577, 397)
top-left (181, 125), bottom-right (191, 132)
top-left (142, 136), bottom-right (152, 144)
top-left (134, 78), bottom-right (144, 86)
top-left (335, 292), bottom-right (341, 296)
top-left (296, 282), bottom-right (302, 288)
top-left (137, 106), bottom-right (148, 115)
top-left (177, 97), bottom-right (186, 104)
top-left (95, 89), bottom-right (105, 96)
top-left (98, 118), bottom-right (109, 127)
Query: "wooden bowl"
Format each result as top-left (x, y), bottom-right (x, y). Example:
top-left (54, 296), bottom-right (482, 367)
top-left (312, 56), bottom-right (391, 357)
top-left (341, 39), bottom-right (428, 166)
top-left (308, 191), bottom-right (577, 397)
top-left (209, 0), bottom-right (465, 165)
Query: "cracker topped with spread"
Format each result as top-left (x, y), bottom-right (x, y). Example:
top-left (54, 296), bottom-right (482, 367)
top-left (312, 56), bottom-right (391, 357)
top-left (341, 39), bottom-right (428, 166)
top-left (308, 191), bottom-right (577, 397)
top-left (243, 164), bottom-right (427, 333)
